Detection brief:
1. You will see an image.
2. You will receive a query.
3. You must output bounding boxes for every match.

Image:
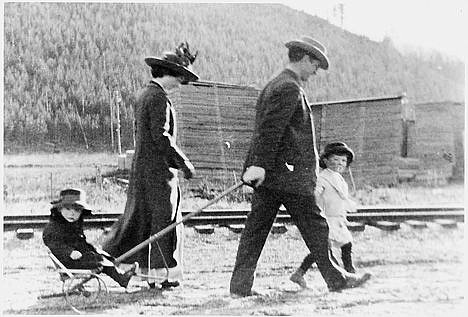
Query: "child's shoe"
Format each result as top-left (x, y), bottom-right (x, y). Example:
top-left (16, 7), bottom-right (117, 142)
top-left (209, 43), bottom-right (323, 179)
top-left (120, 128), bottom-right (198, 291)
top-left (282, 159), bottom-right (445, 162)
top-left (289, 268), bottom-right (308, 288)
top-left (120, 262), bottom-right (139, 288)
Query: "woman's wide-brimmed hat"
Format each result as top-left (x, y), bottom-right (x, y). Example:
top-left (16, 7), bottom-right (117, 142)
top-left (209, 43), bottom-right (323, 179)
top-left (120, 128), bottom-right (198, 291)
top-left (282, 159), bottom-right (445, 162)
top-left (319, 142), bottom-right (354, 168)
top-left (145, 42), bottom-right (199, 83)
top-left (51, 188), bottom-right (93, 214)
top-left (285, 36), bottom-right (329, 70)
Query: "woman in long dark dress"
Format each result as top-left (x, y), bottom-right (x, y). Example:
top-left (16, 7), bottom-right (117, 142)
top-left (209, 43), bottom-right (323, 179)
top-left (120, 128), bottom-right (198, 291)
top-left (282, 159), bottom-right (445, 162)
top-left (101, 43), bottom-right (198, 289)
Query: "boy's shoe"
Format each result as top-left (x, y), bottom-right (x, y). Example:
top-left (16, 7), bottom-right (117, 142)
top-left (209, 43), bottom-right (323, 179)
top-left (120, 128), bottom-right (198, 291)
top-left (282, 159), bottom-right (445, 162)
top-left (289, 268), bottom-right (308, 288)
top-left (290, 271), bottom-right (308, 288)
top-left (120, 262), bottom-right (139, 288)
top-left (329, 272), bottom-right (371, 292)
top-left (124, 262), bottom-right (139, 277)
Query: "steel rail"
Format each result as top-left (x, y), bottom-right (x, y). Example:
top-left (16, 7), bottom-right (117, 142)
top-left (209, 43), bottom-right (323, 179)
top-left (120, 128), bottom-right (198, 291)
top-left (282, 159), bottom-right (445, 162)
top-left (3, 206), bottom-right (464, 231)
top-left (114, 181), bottom-right (245, 263)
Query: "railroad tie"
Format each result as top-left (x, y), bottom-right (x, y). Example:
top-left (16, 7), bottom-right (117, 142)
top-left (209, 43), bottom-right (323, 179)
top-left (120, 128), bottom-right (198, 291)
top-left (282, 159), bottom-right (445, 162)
top-left (4, 206), bottom-right (463, 231)
top-left (347, 222), bottom-right (366, 232)
top-left (271, 223), bottom-right (287, 234)
top-left (194, 225), bottom-right (215, 234)
top-left (433, 219), bottom-right (458, 229)
top-left (228, 224), bottom-right (245, 233)
top-left (404, 220), bottom-right (428, 229)
top-left (16, 228), bottom-right (34, 240)
top-left (368, 221), bottom-right (401, 231)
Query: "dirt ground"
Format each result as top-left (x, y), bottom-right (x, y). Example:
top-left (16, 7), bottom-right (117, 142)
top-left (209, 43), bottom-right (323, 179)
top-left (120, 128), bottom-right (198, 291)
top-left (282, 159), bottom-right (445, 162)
top-left (2, 222), bottom-right (465, 316)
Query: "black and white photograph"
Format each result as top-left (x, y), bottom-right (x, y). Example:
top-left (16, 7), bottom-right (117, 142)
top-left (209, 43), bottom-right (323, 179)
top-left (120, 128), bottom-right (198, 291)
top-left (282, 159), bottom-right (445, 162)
top-left (1, 0), bottom-right (465, 315)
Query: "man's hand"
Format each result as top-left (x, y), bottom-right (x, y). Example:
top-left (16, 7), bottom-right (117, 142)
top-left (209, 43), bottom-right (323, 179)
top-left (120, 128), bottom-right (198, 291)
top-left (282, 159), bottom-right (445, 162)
top-left (70, 250), bottom-right (82, 260)
top-left (242, 166), bottom-right (266, 188)
top-left (182, 160), bottom-right (195, 179)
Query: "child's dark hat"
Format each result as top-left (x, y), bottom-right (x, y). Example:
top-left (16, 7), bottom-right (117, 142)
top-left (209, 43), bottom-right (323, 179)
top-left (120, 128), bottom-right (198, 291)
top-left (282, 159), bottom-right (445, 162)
top-left (50, 188), bottom-right (93, 214)
top-left (145, 42), bottom-right (199, 83)
top-left (319, 142), bottom-right (354, 168)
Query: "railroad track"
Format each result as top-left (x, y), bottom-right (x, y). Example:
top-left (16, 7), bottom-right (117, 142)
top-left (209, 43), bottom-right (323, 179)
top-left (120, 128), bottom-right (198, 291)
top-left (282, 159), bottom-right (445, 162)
top-left (3, 206), bottom-right (464, 231)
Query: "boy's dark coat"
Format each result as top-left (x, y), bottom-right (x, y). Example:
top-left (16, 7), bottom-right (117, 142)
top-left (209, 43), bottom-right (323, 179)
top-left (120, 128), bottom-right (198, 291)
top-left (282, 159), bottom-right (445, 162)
top-left (43, 209), bottom-right (102, 269)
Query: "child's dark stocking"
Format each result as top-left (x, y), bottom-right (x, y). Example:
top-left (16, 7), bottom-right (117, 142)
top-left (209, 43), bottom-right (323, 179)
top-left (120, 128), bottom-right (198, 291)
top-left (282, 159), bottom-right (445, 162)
top-left (341, 242), bottom-right (356, 273)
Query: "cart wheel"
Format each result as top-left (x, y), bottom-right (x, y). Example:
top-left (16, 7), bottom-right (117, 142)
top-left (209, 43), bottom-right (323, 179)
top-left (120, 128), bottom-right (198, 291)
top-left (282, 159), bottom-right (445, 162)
top-left (62, 273), bottom-right (107, 313)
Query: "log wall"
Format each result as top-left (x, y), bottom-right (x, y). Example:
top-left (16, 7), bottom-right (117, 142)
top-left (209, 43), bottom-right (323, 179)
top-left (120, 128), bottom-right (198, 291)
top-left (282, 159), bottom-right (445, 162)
top-left (312, 96), bottom-right (405, 186)
top-left (411, 101), bottom-right (465, 182)
top-left (169, 81), bottom-right (258, 186)
top-left (162, 81), bottom-right (464, 188)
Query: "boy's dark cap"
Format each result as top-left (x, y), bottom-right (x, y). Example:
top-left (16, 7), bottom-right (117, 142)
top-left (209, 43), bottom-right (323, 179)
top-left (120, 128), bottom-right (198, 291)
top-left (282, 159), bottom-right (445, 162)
top-left (319, 142), bottom-right (354, 168)
top-left (51, 188), bottom-right (93, 214)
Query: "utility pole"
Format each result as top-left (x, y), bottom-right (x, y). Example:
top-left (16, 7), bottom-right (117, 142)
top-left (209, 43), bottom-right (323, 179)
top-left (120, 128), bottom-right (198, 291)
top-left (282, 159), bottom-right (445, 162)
top-left (114, 90), bottom-right (122, 155)
top-left (339, 3), bottom-right (344, 28)
top-left (131, 111), bottom-right (136, 148)
top-left (333, 3), bottom-right (345, 29)
top-left (109, 91), bottom-right (114, 152)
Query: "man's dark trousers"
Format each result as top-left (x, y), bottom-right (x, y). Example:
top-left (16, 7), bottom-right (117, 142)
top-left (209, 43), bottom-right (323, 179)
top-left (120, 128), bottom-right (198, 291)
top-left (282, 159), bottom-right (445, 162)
top-left (230, 186), bottom-right (347, 295)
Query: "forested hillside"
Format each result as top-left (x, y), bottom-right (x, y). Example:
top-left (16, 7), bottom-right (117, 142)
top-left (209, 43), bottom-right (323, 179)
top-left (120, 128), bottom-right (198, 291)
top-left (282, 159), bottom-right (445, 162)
top-left (3, 2), bottom-right (464, 151)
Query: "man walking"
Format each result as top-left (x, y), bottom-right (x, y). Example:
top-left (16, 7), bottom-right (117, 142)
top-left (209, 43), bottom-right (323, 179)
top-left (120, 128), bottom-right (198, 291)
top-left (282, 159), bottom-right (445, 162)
top-left (230, 36), bottom-right (371, 296)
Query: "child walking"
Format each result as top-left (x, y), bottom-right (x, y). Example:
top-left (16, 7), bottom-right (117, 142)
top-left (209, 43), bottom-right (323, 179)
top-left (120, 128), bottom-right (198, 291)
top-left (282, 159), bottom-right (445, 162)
top-left (290, 142), bottom-right (369, 288)
top-left (43, 188), bottom-right (138, 289)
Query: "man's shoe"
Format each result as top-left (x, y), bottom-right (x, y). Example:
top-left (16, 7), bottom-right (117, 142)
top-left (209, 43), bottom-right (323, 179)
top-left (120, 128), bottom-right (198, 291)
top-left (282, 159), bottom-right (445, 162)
top-left (230, 289), bottom-right (263, 298)
top-left (230, 291), bottom-right (249, 298)
top-left (290, 272), bottom-right (308, 288)
top-left (329, 272), bottom-right (371, 292)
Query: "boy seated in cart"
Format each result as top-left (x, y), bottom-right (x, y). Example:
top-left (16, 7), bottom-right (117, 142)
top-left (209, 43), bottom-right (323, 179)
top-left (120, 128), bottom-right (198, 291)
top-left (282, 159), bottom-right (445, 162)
top-left (43, 188), bottom-right (138, 289)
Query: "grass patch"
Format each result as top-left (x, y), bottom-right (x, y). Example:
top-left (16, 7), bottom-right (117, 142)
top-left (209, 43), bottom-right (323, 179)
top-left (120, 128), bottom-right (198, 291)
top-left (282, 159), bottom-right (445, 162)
top-left (2, 223), bottom-right (463, 315)
top-left (3, 152), bottom-right (464, 215)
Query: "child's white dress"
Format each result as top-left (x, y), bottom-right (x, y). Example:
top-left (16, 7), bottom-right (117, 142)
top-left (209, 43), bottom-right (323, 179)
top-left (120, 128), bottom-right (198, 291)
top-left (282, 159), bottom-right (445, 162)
top-left (315, 168), bottom-right (356, 247)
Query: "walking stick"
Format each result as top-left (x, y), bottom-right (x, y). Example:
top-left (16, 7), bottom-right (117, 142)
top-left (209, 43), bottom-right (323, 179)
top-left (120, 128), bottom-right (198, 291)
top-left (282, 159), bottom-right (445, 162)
top-left (114, 181), bottom-right (244, 264)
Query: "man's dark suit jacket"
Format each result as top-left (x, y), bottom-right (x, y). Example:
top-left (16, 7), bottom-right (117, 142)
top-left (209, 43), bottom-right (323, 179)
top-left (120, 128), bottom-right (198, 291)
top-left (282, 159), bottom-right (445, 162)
top-left (244, 68), bottom-right (319, 196)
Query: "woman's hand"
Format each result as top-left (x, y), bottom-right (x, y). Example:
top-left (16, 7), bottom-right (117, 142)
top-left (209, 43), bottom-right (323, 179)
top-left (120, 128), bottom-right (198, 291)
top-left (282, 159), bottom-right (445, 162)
top-left (182, 160), bottom-right (195, 179)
